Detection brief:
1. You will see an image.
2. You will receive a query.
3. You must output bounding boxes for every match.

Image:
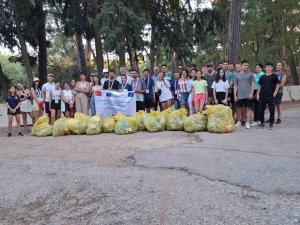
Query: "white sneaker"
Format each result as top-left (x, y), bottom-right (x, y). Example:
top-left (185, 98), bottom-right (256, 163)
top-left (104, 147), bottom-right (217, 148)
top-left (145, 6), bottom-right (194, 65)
top-left (251, 121), bottom-right (258, 127)
top-left (246, 122), bottom-right (251, 129)
top-left (235, 121), bottom-right (241, 127)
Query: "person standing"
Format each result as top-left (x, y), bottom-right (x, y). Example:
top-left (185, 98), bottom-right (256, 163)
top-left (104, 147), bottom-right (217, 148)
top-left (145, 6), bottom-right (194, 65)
top-left (178, 70), bottom-right (190, 110)
top-left (101, 68), bottom-right (109, 85)
top-left (131, 69), bottom-right (146, 112)
top-left (251, 63), bottom-right (265, 126)
top-left (75, 72), bottom-right (90, 115)
top-left (170, 72), bottom-right (180, 110)
top-left (223, 61), bottom-right (235, 108)
top-left (103, 69), bottom-right (119, 90)
top-left (203, 62), bottom-right (217, 105)
top-left (144, 69), bottom-right (156, 112)
top-left (42, 74), bottom-right (56, 120)
top-left (274, 62), bottom-right (287, 124)
top-left (50, 81), bottom-right (62, 124)
top-left (118, 75), bottom-right (133, 91)
top-left (61, 82), bottom-right (75, 118)
top-left (151, 66), bottom-right (160, 110)
top-left (256, 62), bottom-right (280, 130)
top-left (192, 71), bottom-right (208, 113)
top-left (17, 82), bottom-right (34, 132)
top-left (234, 60), bottom-right (254, 129)
top-left (155, 71), bottom-right (173, 111)
top-left (31, 77), bottom-right (44, 121)
top-left (90, 76), bottom-right (101, 116)
top-left (116, 66), bottom-right (132, 84)
top-left (212, 68), bottom-right (230, 105)
top-left (161, 64), bottom-right (174, 82)
top-left (188, 69), bottom-right (197, 115)
top-left (6, 86), bottom-right (23, 137)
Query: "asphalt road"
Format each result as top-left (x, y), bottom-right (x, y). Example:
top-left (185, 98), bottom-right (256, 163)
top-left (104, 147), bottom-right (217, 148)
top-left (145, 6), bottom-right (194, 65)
top-left (0, 105), bottom-right (299, 225)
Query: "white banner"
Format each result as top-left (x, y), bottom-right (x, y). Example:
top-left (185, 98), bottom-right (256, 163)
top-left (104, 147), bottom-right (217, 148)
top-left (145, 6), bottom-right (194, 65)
top-left (95, 90), bottom-right (136, 118)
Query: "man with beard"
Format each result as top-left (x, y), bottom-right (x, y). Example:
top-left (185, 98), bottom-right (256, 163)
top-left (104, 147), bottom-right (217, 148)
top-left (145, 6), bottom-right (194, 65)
top-left (203, 62), bottom-right (217, 104)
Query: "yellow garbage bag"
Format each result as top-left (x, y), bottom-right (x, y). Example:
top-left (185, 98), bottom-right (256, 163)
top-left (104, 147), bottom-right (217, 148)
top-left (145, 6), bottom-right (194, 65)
top-left (166, 108), bottom-right (187, 131)
top-left (67, 112), bottom-right (90, 134)
top-left (202, 105), bottom-right (234, 133)
top-left (32, 115), bottom-right (53, 137)
top-left (86, 115), bottom-right (103, 135)
top-left (183, 113), bottom-right (207, 133)
top-left (160, 108), bottom-right (174, 117)
top-left (103, 116), bottom-right (117, 133)
top-left (52, 118), bottom-right (71, 136)
top-left (134, 110), bottom-right (146, 131)
top-left (114, 116), bottom-right (138, 135)
top-left (143, 111), bottom-right (166, 132)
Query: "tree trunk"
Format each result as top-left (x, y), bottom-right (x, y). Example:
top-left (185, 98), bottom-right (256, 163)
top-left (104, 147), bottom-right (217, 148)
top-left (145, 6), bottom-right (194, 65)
top-left (227, 0), bottom-right (242, 65)
top-left (106, 52), bottom-right (110, 69)
top-left (149, 22), bottom-right (157, 74)
top-left (94, 28), bottom-right (104, 75)
top-left (11, 0), bottom-right (33, 84)
top-left (86, 39), bottom-right (92, 68)
top-left (0, 62), bottom-right (8, 99)
top-left (118, 45), bottom-right (126, 67)
top-left (35, 0), bottom-right (47, 84)
top-left (289, 56), bottom-right (299, 85)
top-left (75, 33), bottom-right (88, 75)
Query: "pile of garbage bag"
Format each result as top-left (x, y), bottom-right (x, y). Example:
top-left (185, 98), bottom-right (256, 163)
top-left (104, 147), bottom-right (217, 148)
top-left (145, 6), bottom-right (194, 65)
top-left (32, 105), bottom-right (235, 137)
top-left (32, 116), bottom-right (53, 137)
top-left (202, 105), bottom-right (234, 133)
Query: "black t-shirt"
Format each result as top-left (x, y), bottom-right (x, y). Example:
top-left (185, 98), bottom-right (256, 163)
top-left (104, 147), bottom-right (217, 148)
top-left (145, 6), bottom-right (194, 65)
top-left (258, 73), bottom-right (280, 98)
top-left (6, 94), bottom-right (20, 109)
top-left (103, 79), bottom-right (120, 90)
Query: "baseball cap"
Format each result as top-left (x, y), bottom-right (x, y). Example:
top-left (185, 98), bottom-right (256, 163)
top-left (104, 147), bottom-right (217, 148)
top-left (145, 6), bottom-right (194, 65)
top-left (206, 62), bottom-right (214, 67)
top-left (33, 77), bottom-right (40, 82)
top-left (103, 68), bottom-right (108, 73)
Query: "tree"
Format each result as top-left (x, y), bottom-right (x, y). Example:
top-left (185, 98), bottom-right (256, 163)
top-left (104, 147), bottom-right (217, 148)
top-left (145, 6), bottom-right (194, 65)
top-left (228, 0), bottom-right (242, 65)
top-left (0, 62), bottom-right (8, 99)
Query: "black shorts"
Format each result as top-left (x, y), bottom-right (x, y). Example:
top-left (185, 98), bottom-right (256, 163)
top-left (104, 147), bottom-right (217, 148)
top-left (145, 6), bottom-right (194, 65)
top-left (145, 99), bottom-right (154, 109)
top-left (45, 101), bottom-right (50, 114)
top-left (274, 93), bottom-right (283, 105)
top-left (216, 92), bottom-right (226, 104)
top-left (7, 108), bottom-right (21, 116)
top-left (51, 100), bottom-right (61, 110)
top-left (136, 101), bottom-right (145, 112)
top-left (237, 98), bottom-right (252, 108)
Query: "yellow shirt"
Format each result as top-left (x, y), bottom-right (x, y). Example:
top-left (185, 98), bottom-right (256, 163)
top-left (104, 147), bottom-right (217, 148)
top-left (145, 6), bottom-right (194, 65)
top-left (192, 80), bottom-right (208, 94)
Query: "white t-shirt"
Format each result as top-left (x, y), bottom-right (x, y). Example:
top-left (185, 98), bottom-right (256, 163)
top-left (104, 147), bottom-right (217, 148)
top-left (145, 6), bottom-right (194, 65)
top-left (155, 79), bottom-right (173, 102)
top-left (211, 80), bottom-right (230, 92)
top-left (116, 75), bottom-right (132, 85)
top-left (101, 77), bottom-right (109, 86)
top-left (42, 82), bottom-right (56, 102)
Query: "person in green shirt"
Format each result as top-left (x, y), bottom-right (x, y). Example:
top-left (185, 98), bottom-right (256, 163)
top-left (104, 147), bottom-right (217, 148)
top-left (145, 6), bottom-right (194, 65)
top-left (192, 71), bottom-right (208, 113)
top-left (161, 64), bottom-right (174, 82)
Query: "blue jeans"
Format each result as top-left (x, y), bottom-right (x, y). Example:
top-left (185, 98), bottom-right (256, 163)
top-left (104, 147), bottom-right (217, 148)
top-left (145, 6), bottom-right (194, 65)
top-left (90, 96), bottom-right (96, 116)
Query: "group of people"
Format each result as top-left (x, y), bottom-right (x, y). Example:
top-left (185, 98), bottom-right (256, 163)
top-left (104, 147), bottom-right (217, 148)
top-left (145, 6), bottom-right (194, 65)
top-left (5, 60), bottom-right (286, 136)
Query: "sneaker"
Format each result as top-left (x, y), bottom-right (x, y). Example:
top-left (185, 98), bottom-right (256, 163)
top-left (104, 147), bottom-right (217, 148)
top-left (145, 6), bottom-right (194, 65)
top-left (251, 121), bottom-right (258, 127)
top-left (269, 124), bottom-right (274, 130)
top-left (245, 122), bottom-right (251, 129)
top-left (275, 119), bottom-right (281, 124)
top-left (18, 132), bottom-right (24, 136)
top-left (7, 133), bottom-right (12, 137)
top-left (235, 121), bottom-right (242, 127)
top-left (257, 124), bottom-right (264, 129)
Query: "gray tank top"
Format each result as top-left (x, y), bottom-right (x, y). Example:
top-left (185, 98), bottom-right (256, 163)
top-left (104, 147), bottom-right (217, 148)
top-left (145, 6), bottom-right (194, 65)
top-left (276, 71), bottom-right (285, 94)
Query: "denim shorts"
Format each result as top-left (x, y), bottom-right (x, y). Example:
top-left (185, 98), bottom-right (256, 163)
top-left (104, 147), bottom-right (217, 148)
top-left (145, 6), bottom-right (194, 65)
top-left (180, 92), bottom-right (189, 106)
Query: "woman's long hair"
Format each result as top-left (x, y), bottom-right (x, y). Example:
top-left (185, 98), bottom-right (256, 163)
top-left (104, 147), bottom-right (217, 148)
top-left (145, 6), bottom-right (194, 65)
top-left (215, 68), bottom-right (226, 83)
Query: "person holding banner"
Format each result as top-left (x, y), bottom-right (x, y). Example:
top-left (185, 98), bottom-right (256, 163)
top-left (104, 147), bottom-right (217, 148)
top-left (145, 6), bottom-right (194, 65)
top-left (118, 75), bottom-right (133, 91)
top-left (155, 71), bottom-right (173, 111)
top-left (103, 69), bottom-right (119, 91)
top-left (90, 76), bottom-right (102, 116)
top-left (131, 69), bottom-right (146, 112)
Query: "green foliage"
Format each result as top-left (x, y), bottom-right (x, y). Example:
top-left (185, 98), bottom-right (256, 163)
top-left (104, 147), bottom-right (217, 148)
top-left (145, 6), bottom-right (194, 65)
top-left (0, 54), bottom-right (27, 87)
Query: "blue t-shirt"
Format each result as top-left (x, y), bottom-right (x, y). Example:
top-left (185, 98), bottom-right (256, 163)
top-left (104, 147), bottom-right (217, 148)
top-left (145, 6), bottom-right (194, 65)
top-left (254, 71), bottom-right (265, 90)
top-left (6, 94), bottom-right (20, 109)
top-left (144, 77), bottom-right (154, 100)
top-left (225, 71), bottom-right (234, 93)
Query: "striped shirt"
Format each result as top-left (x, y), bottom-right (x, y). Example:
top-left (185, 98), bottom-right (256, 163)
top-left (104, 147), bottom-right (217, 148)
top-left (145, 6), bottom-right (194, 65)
top-left (178, 80), bottom-right (189, 93)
